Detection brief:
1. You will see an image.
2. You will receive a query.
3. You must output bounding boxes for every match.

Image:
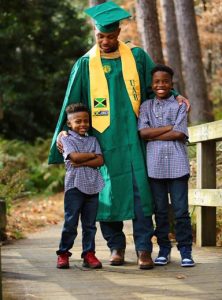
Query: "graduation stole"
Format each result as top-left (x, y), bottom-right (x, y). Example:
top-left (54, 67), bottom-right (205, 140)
top-left (89, 41), bottom-right (141, 133)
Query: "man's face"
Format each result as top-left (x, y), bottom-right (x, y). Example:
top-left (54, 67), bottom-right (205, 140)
top-left (152, 71), bottom-right (173, 99)
top-left (95, 28), bottom-right (120, 53)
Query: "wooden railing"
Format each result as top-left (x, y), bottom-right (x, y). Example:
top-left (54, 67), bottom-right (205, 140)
top-left (188, 120), bottom-right (222, 246)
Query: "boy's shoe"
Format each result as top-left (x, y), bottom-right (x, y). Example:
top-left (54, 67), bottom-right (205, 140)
top-left (83, 252), bottom-right (102, 269)
top-left (154, 247), bottom-right (171, 266)
top-left (180, 246), bottom-right (195, 267)
top-left (57, 252), bottom-right (70, 269)
top-left (181, 257), bottom-right (195, 267)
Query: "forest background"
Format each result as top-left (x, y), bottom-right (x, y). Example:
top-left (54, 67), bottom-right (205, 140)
top-left (0, 0), bottom-right (221, 242)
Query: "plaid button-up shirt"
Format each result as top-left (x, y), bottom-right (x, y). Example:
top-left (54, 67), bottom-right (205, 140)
top-left (138, 96), bottom-right (190, 179)
top-left (61, 130), bottom-right (104, 194)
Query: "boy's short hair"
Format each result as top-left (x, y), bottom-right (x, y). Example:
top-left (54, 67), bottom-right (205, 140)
top-left (151, 64), bottom-right (174, 79)
top-left (66, 103), bottom-right (89, 115)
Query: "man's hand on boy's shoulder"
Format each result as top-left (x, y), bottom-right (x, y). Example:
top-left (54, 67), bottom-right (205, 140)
top-left (176, 95), bottom-right (191, 112)
top-left (56, 131), bottom-right (68, 153)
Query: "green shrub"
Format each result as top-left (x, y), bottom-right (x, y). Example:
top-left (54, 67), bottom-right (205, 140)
top-left (0, 137), bottom-right (65, 210)
top-left (0, 164), bottom-right (27, 210)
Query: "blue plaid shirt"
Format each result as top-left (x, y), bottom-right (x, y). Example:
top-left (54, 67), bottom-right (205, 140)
top-left (138, 95), bottom-right (190, 179)
top-left (61, 130), bottom-right (104, 194)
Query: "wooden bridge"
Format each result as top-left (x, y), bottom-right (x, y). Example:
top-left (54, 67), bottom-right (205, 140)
top-left (1, 120), bottom-right (222, 300)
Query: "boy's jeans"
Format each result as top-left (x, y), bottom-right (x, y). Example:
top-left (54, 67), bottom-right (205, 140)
top-left (149, 175), bottom-right (193, 250)
top-left (57, 188), bottom-right (98, 258)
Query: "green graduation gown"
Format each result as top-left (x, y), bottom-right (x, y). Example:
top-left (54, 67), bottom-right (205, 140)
top-left (49, 45), bottom-right (157, 221)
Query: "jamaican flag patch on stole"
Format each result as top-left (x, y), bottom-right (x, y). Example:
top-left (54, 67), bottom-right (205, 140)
top-left (94, 98), bottom-right (107, 108)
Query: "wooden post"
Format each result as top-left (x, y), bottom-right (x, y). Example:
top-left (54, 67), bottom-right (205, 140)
top-left (0, 200), bottom-right (6, 241)
top-left (0, 242), bottom-right (2, 300)
top-left (0, 199), bottom-right (6, 300)
top-left (196, 141), bottom-right (216, 246)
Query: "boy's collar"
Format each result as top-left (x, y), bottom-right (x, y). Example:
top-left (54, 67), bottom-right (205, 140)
top-left (154, 95), bottom-right (175, 103)
top-left (68, 130), bottom-right (88, 138)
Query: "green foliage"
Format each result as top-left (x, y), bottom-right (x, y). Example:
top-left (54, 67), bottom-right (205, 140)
top-left (0, 165), bottom-right (27, 211)
top-left (187, 144), bottom-right (196, 159)
top-left (0, 137), bottom-right (65, 210)
top-left (0, 0), bottom-right (92, 141)
top-left (212, 84), bottom-right (222, 120)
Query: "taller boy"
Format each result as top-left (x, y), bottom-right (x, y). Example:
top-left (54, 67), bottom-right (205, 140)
top-left (138, 65), bottom-right (195, 267)
top-left (49, 2), bottom-right (189, 269)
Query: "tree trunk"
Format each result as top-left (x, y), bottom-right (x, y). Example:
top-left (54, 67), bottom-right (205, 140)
top-left (174, 0), bottom-right (213, 123)
top-left (89, 0), bottom-right (106, 6)
top-left (136, 0), bottom-right (164, 64)
top-left (161, 0), bottom-right (186, 96)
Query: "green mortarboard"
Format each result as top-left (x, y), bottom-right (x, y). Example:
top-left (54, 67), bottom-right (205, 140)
top-left (85, 1), bottom-right (131, 33)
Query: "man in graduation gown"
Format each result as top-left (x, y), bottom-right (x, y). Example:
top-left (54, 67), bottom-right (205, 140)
top-left (48, 1), bottom-right (188, 269)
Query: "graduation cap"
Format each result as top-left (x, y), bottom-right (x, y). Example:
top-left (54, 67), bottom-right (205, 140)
top-left (85, 1), bottom-right (131, 33)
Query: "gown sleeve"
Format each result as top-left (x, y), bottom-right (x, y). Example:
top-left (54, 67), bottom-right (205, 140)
top-left (48, 57), bottom-right (86, 164)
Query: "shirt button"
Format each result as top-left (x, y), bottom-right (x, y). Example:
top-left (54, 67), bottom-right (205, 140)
top-left (165, 156), bottom-right (168, 158)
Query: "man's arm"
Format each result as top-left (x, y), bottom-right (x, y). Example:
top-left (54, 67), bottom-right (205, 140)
top-left (48, 57), bottom-right (85, 164)
top-left (176, 95), bottom-right (191, 111)
top-left (57, 131), bottom-right (68, 153)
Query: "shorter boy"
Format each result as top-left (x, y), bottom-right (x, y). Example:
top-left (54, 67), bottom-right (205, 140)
top-left (56, 103), bottom-right (104, 269)
top-left (138, 64), bottom-right (195, 267)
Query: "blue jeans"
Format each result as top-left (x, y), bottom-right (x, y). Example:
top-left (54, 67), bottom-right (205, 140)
top-left (149, 175), bottom-right (193, 250)
top-left (57, 188), bottom-right (98, 257)
top-left (100, 176), bottom-right (154, 252)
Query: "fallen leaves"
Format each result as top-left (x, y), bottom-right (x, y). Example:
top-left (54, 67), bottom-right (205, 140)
top-left (6, 193), bottom-right (64, 239)
top-left (176, 274), bottom-right (187, 279)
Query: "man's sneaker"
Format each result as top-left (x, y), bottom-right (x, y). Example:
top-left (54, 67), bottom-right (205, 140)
top-left (154, 247), bottom-right (171, 266)
top-left (180, 246), bottom-right (195, 267)
top-left (57, 252), bottom-right (70, 269)
top-left (83, 252), bottom-right (102, 269)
